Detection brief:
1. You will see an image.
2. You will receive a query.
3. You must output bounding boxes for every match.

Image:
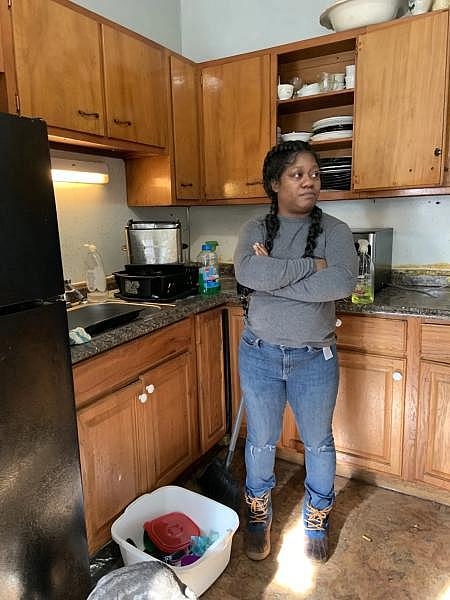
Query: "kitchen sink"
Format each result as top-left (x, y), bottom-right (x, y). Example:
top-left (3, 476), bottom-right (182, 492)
top-left (67, 301), bottom-right (162, 335)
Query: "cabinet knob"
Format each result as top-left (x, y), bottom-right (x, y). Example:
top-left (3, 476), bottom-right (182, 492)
top-left (145, 384), bottom-right (155, 394)
top-left (336, 319), bottom-right (342, 328)
top-left (434, 147), bottom-right (442, 156)
top-left (138, 393), bottom-right (148, 403)
top-left (392, 371), bottom-right (403, 381)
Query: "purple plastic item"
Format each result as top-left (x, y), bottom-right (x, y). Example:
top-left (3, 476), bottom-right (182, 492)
top-left (180, 554), bottom-right (200, 567)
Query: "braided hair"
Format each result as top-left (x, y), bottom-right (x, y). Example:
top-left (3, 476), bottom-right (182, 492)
top-left (239, 141), bottom-right (323, 314)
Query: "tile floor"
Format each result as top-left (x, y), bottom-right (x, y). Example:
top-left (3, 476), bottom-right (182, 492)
top-left (192, 449), bottom-right (450, 600)
top-left (91, 448), bottom-right (450, 599)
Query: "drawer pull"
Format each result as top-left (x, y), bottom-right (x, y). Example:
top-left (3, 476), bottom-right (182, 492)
top-left (180, 183), bottom-right (193, 187)
top-left (113, 118), bottom-right (132, 127)
top-left (78, 109), bottom-right (100, 119)
top-left (392, 371), bottom-right (403, 381)
top-left (336, 319), bottom-right (342, 328)
top-left (246, 180), bottom-right (263, 186)
top-left (138, 393), bottom-right (148, 403)
top-left (145, 384), bottom-right (155, 394)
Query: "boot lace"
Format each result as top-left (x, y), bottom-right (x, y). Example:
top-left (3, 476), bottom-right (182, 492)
top-left (304, 503), bottom-right (332, 532)
top-left (245, 491), bottom-right (270, 524)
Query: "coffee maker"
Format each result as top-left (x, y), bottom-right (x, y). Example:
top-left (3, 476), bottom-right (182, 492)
top-left (114, 220), bottom-right (199, 301)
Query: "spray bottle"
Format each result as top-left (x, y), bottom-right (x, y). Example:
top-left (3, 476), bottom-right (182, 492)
top-left (84, 243), bottom-right (107, 302)
top-left (352, 239), bottom-right (374, 304)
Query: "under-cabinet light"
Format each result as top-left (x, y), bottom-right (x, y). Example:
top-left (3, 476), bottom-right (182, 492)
top-left (51, 157), bottom-right (109, 184)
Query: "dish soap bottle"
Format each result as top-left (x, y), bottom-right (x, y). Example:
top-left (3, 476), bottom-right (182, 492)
top-left (197, 243), bottom-right (221, 295)
top-left (84, 243), bottom-right (107, 302)
top-left (352, 239), bottom-right (374, 304)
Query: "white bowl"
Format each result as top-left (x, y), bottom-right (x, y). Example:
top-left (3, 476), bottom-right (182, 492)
top-left (281, 132), bottom-right (312, 142)
top-left (298, 83), bottom-right (321, 97)
top-left (320, 0), bottom-right (409, 32)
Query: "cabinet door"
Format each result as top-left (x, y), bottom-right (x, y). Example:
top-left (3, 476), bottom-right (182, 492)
top-left (228, 307), bottom-right (246, 432)
top-left (202, 55), bottom-right (271, 199)
top-left (416, 362), bottom-right (450, 491)
top-left (195, 309), bottom-right (226, 452)
top-left (11, 0), bottom-right (104, 135)
top-left (333, 351), bottom-right (406, 476)
top-left (140, 352), bottom-right (198, 488)
top-left (353, 12), bottom-right (448, 190)
top-left (102, 25), bottom-right (167, 147)
top-left (77, 381), bottom-right (143, 553)
top-left (170, 55), bottom-right (201, 200)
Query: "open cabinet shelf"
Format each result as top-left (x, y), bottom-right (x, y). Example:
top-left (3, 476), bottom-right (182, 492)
top-left (278, 89), bottom-right (354, 115)
top-left (276, 33), bottom-right (356, 198)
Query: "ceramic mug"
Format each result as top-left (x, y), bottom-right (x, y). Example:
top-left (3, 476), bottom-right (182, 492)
top-left (409, 0), bottom-right (433, 14)
top-left (277, 84), bottom-right (294, 100)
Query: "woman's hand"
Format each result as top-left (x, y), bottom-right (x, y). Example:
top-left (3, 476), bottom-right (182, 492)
top-left (314, 258), bottom-right (327, 271)
top-left (253, 242), bottom-right (268, 256)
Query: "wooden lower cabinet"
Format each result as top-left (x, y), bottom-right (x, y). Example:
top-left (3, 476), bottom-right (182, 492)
top-left (77, 381), bottom-right (143, 553)
top-left (333, 350), bottom-right (405, 476)
top-left (75, 318), bottom-right (199, 554)
top-left (280, 351), bottom-right (406, 477)
top-left (228, 307), bottom-right (246, 431)
top-left (415, 361), bottom-right (450, 491)
top-left (195, 309), bottom-right (226, 453)
top-left (140, 351), bottom-right (198, 488)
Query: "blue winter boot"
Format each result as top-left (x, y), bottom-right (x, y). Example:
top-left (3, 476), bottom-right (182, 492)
top-left (245, 489), bottom-right (272, 561)
top-left (303, 501), bottom-right (333, 562)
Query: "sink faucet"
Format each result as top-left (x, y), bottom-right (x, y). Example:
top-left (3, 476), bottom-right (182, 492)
top-left (64, 279), bottom-right (85, 307)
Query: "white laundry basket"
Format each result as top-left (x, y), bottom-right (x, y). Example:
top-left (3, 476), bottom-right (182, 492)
top-left (111, 486), bottom-right (239, 597)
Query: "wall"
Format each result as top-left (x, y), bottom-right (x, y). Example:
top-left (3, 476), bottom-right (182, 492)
top-left (52, 149), bottom-right (189, 282)
top-left (180, 0), bottom-right (332, 61)
top-left (71, 0), bottom-right (182, 52)
top-left (188, 198), bottom-right (450, 268)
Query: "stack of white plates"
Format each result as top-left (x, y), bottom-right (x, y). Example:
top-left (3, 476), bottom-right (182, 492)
top-left (310, 116), bottom-right (353, 142)
top-left (320, 156), bottom-right (352, 190)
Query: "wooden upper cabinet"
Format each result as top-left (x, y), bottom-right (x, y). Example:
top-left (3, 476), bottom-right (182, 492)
top-left (102, 25), bottom-right (168, 147)
top-left (202, 55), bottom-right (271, 199)
top-left (170, 55), bottom-right (201, 200)
top-left (11, 0), bottom-right (104, 135)
top-left (353, 11), bottom-right (449, 190)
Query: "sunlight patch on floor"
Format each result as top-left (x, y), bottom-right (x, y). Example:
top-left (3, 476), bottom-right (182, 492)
top-left (437, 583), bottom-right (450, 600)
top-left (272, 518), bottom-right (316, 595)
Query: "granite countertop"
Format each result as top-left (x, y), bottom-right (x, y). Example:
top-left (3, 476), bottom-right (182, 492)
top-left (70, 275), bottom-right (450, 365)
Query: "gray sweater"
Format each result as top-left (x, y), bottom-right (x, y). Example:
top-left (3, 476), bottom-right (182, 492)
top-left (233, 212), bottom-right (358, 348)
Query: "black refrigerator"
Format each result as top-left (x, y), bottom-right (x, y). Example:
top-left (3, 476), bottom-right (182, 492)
top-left (0, 113), bottom-right (92, 599)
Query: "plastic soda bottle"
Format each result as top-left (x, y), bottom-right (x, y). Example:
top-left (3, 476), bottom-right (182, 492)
top-left (352, 238), bottom-right (374, 304)
top-left (197, 243), bottom-right (221, 295)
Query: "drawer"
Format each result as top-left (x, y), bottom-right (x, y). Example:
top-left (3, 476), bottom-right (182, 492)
top-left (336, 314), bottom-right (406, 356)
top-left (73, 317), bottom-right (193, 408)
top-left (421, 323), bottom-right (450, 364)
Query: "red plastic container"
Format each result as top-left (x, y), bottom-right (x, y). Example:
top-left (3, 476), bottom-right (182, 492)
top-left (144, 512), bottom-right (200, 554)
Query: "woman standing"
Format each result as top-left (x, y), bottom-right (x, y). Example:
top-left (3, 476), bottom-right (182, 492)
top-left (234, 141), bottom-right (357, 563)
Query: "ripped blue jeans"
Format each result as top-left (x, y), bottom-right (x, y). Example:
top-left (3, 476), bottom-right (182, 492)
top-left (239, 328), bottom-right (339, 510)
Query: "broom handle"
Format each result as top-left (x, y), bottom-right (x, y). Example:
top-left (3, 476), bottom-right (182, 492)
top-left (225, 397), bottom-right (245, 470)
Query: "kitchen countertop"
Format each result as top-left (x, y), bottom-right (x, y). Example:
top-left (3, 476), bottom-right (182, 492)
top-left (70, 276), bottom-right (450, 365)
